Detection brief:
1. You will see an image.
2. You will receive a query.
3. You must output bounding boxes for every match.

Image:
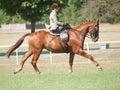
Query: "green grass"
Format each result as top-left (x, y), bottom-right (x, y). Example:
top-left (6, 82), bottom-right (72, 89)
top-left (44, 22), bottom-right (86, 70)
top-left (0, 49), bottom-right (120, 90)
top-left (0, 55), bottom-right (120, 90)
top-left (0, 69), bottom-right (120, 90)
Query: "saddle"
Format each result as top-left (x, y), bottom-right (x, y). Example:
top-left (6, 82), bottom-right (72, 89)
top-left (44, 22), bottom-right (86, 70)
top-left (51, 30), bottom-right (69, 53)
top-left (45, 23), bottom-right (71, 53)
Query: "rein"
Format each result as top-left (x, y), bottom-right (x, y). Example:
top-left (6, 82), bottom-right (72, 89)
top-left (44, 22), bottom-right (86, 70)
top-left (71, 28), bottom-right (92, 38)
top-left (71, 22), bottom-right (97, 39)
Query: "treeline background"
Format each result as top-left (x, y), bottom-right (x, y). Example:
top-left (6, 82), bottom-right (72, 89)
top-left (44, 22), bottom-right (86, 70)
top-left (0, 0), bottom-right (120, 25)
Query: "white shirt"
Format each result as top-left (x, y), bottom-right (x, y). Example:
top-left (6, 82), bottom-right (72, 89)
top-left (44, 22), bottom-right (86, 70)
top-left (49, 10), bottom-right (63, 30)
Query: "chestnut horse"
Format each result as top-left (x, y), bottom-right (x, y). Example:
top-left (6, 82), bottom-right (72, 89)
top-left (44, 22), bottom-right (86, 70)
top-left (6, 19), bottom-right (103, 74)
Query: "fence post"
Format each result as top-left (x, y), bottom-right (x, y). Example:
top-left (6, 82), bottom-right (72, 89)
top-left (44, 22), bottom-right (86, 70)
top-left (15, 49), bottom-right (19, 65)
top-left (86, 43), bottom-right (91, 64)
top-left (50, 51), bottom-right (53, 64)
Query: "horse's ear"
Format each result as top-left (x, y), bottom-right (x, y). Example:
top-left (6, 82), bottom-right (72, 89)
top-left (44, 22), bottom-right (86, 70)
top-left (96, 19), bottom-right (99, 25)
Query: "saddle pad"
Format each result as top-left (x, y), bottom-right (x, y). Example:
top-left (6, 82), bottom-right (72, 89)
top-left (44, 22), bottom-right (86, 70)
top-left (60, 30), bottom-right (69, 42)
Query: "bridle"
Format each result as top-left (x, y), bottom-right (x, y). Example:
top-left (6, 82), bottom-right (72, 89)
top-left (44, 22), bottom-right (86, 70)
top-left (70, 28), bottom-right (91, 38)
top-left (93, 23), bottom-right (98, 38)
top-left (71, 22), bottom-right (98, 39)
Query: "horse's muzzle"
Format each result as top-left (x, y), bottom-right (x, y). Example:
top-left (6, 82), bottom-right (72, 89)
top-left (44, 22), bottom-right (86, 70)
top-left (92, 37), bottom-right (98, 42)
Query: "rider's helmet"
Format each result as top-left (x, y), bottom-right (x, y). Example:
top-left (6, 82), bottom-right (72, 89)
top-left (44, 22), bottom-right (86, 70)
top-left (51, 3), bottom-right (59, 10)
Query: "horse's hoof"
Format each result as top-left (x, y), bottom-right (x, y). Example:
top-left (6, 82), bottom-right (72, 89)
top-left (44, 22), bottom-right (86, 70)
top-left (98, 67), bottom-right (103, 71)
top-left (36, 71), bottom-right (41, 74)
top-left (69, 70), bottom-right (73, 73)
top-left (14, 72), bottom-right (17, 74)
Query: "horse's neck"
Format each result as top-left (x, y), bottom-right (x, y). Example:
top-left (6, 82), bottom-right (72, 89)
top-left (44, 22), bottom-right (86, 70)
top-left (75, 25), bottom-right (89, 36)
top-left (75, 25), bottom-right (89, 49)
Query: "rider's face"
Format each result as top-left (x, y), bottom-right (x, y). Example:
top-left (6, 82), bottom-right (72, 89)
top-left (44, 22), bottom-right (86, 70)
top-left (55, 7), bottom-right (60, 12)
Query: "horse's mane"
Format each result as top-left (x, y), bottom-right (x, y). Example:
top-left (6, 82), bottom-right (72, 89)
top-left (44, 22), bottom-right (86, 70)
top-left (74, 20), bottom-right (93, 29)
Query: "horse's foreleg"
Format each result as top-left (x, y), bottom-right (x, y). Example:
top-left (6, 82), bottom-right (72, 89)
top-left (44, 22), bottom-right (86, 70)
top-left (77, 49), bottom-right (103, 71)
top-left (31, 49), bottom-right (42, 74)
top-left (14, 50), bottom-right (32, 74)
top-left (69, 52), bottom-right (75, 73)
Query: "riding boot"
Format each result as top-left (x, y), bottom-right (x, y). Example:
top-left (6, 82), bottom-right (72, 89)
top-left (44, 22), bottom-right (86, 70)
top-left (65, 43), bottom-right (69, 53)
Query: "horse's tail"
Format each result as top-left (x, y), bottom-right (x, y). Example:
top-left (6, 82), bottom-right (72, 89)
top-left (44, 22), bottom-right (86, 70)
top-left (6, 33), bottom-right (31, 58)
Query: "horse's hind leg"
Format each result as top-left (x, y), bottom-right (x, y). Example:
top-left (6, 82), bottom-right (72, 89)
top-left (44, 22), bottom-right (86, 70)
top-left (69, 52), bottom-right (75, 73)
top-left (14, 50), bottom-right (32, 74)
top-left (31, 48), bottom-right (42, 74)
top-left (77, 49), bottom-right (103, 71)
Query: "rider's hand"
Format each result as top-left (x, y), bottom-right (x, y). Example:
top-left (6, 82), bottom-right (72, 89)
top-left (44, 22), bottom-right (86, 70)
top-left (63, 22), bottom-right (68, 26)
top-left (63, 23), bottom-right (71, 29)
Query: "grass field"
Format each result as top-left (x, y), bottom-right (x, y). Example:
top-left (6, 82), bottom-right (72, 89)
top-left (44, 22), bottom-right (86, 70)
top-left (0, 49), bottom-right (120, 90)
top-left (0, 23), bottom-right (120, 90)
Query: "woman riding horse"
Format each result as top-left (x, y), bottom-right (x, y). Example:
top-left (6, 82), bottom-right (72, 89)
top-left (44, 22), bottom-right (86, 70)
top-left (49, 3), bottom-right (67, 34)
top-left (6, 19), bottom-right (103, 74)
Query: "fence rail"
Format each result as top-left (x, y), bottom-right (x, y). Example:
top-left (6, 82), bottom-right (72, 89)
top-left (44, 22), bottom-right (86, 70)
top-left (0, 41), bottom-right (120, 65)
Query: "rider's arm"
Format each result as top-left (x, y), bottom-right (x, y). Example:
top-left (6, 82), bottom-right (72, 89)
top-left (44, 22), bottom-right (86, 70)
top-left (53, 12), bottom-right (64, 26)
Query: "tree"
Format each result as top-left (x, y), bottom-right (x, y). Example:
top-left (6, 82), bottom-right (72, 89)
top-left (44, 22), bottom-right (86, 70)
top-left (0, 0), bottom-right (67, 32)
top-left (81, 0), bottom-right (120, 23)
top-left (0, 10), bottom-right (25, 24)
top-left (61, 0), bottom-right (84, 25)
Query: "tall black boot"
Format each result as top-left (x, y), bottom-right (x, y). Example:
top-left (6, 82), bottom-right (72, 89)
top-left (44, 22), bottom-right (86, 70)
top-left (65, 43), bottom-right (69, 53)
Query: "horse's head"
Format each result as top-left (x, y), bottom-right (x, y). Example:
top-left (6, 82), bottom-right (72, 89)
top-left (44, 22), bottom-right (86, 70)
top-left (72, 19), bottom-right (99, 42)
top-left (88, 19), bottom-right (99, 42)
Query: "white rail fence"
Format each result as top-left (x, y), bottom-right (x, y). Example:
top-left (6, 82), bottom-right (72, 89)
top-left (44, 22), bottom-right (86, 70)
top-left (0, 41), bottom-right (120, 65)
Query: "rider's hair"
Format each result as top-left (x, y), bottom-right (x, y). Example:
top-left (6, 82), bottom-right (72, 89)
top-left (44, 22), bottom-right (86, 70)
top-left (51, 3), bottom-right (59, 10)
